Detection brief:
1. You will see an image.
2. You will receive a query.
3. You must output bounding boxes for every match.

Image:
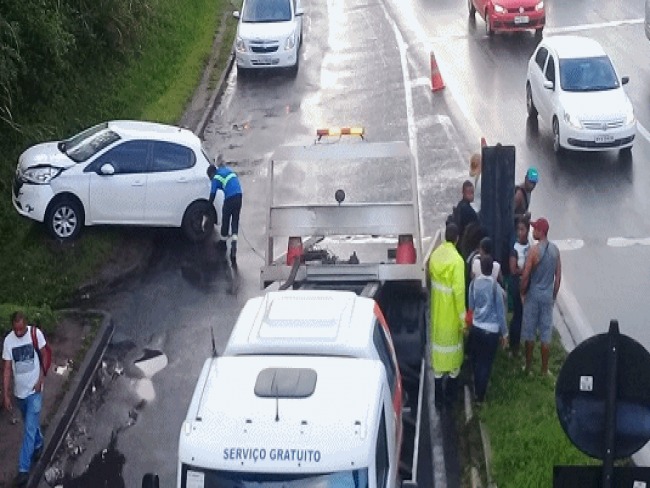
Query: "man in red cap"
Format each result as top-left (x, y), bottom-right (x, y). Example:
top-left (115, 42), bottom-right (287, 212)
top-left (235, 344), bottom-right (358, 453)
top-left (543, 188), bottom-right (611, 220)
top-left (520, 217), bottom-right (561, 376)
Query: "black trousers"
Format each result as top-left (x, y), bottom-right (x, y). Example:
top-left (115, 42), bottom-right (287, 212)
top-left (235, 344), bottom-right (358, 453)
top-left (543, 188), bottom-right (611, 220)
top-left (221, 194), bottom-right (242, 239)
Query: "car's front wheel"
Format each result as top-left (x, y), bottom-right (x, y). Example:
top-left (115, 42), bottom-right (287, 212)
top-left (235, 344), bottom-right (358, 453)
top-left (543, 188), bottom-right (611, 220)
top-left (46, 197), bottom-right (84, 241)
top-left (485, 11), bottom-right (494, 36)
top-left (552, 117), bottom-right (564, 154)
top-left (468, 0), bottom-right (476, 17)
top-left (526, 83), bottom-right (538, 119)
top-left (182, 201), bottom-right (216, 242)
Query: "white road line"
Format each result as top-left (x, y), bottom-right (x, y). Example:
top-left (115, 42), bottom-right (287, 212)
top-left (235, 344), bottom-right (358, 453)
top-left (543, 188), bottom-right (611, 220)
top-left (637, 122), bottom-right (650, 143)
top-left (553, 239), bottom-right (585, 251)
top-left (607, 237), bottom-right (650, 247)
top-left (381, 1), bottom-right (425, 238)
top-left (545, 18), bottom-right (644, 34)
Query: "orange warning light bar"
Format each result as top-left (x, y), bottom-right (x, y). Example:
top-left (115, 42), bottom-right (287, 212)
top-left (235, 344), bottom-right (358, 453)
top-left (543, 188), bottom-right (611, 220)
top-left (316, 127), bottom-right (365, 140)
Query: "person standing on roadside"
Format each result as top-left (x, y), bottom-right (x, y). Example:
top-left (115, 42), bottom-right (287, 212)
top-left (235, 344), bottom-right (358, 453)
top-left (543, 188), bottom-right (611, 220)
top-left (3, 312), bottom-right (46, 487)
top-left (467, 255), bottom-right (508, 403)
top-left (514, 167), bottom-right (539, 223)
top-left (453, 180), bottom-right (480, 244)
top-left (429, 223), bottom-right (466, 409)
top-left (207, 155), bottom-right (243, 262)
top-left (520, 218), bottom-right (561, 376)
top-left (508, 217), bottom-right (531, 357)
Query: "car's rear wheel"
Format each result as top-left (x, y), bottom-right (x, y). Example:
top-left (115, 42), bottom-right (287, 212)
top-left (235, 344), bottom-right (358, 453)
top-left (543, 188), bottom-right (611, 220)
top-left (468, 0), bottom-right (476, 17)
top-left (182, 201), bottom-right (216, 242)
top-left (485, 12), bottom-right (494, 36)
top-left (46, 197), bottom-right (84, 241)
top-left (526, 83), bottom-right (538, 119)
top-left (552, 117), bottom-right (563, 154)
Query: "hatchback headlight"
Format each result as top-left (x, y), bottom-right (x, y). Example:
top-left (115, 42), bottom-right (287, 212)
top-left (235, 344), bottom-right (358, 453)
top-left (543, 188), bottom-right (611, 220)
top-left (563, 111), bottom-right (582, 129)
top-left (493, 4), bottom-right (506, 13)
top-left (235, 37), bottom-right (247, 53)
top-left (21, 166), bottom-right (63, 184)
top-left (284, 32), bottom-right (296, 50)
top-left (535, 1), bottom-right (544, 11)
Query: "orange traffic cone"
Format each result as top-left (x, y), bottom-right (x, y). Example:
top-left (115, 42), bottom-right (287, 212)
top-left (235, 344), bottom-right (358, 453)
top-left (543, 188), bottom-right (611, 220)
top-left (430, 52), bottom-right (445, 92)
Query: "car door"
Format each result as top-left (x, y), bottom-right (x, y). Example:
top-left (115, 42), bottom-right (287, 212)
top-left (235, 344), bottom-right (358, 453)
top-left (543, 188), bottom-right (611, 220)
top-left (85, 140), bottom-right (149, 224)
top-left (530, 46), bottom-right (549, 118)
top-left (145, 141), bottom-right (200, 225)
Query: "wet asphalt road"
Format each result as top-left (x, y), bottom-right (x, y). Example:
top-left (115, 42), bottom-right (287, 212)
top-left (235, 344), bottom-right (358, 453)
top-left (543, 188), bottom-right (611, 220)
top-left (42, 0), bottom-right (650, 486)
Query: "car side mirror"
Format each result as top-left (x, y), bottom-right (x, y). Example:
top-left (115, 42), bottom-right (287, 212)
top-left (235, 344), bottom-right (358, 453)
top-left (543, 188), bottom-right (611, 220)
top-left (142, 473), bottom-right (159, 488)
top-left (296, 7), bottom-right (305, 15)
top-left (233, 10), bottom-right (240, 19)
top-left (622, 76), bottom-right (629, 85)
top-left (99, 163), bottom-right (115, 175)
top-left (543, 79), bottom-right (554, 90)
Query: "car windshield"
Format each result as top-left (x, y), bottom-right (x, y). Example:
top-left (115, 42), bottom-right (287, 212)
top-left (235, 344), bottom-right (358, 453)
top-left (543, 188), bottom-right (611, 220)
top-left (559, 56), bottom-right (620, 92)
top-left (242, 0), bottom-right (292, 22)
top-left (182, 466), bottom-right (369, 488)
top-left (61, 123), bottom-right (121, 163)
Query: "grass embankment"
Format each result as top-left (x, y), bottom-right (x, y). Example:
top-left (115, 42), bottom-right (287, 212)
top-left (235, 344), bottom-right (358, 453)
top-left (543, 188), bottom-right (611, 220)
top-left (477, 333), bottom-right (601, 487)
top-left (0, 0), bottom-right (238, 315)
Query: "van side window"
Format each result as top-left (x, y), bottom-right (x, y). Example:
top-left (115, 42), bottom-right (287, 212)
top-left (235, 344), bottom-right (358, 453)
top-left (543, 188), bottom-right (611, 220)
top-left (375, 408), bottom-right (389, 488)
top-left (535, 47), bottom-right (548, 71)
top-left (373, 323), bottom-right (397, 397)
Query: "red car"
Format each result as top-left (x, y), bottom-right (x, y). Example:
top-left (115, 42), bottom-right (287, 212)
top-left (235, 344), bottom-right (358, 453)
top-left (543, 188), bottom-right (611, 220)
top-left (469, 0), bottom-right (545, 38)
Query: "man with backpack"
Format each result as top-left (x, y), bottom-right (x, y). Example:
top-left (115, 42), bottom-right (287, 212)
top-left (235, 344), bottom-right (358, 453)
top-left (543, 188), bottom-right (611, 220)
top-left (3, 311), bottom-right (49, 487)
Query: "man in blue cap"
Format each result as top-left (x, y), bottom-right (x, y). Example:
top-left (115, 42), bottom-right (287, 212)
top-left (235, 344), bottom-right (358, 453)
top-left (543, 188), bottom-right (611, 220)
top-left (514, 167), bottom-right (539, 223)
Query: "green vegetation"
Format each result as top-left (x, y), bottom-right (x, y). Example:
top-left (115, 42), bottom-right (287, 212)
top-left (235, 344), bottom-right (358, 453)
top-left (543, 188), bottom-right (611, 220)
top-left (479, 333), bottom-right (600, 487)
top-left (0, 304), bottom-right (59, 337)
top-left (0, 0), bottom-right (235, 308)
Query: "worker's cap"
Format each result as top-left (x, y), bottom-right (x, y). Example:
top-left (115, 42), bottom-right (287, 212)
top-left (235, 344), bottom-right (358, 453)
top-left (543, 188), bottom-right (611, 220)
top-left (530, 218), bottom-right (549, 235)
top-left (526, 167), bottom-right (539, 184)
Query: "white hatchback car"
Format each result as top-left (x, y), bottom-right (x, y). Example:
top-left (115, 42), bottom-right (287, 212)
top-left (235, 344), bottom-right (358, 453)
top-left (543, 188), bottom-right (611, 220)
top-left (526, 36), bottom-right (636, 155)
top-left (233, 0), bottom-right (304, 75)
top-left (12, 120), bottom-right (217, 241)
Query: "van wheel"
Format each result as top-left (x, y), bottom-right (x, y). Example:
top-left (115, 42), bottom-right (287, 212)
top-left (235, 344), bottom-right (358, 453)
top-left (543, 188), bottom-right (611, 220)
top-left (46, 197), bottom-right (84, 241)
top-left (526, 83), bottom-right (538, 118)
top-left (468, 0), bottom-right (476, 16)
top-left (182, 201), bottom-right (215, 242)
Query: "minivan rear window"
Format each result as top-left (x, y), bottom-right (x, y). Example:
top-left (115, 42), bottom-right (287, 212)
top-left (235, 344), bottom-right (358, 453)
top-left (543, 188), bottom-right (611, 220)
top-left (242, 0), bottom-right (292, 22)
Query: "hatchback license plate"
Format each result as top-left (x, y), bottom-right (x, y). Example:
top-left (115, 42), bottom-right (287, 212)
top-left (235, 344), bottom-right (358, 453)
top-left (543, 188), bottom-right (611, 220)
top-left (595, 135), bottom-right (614, 143)
top-left (514, 15), bottom-right (530, 24)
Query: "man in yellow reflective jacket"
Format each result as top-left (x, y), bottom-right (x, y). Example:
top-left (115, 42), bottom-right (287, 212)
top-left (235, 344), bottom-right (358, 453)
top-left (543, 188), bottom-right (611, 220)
top-left (429, 223), bottom-right (466, 409)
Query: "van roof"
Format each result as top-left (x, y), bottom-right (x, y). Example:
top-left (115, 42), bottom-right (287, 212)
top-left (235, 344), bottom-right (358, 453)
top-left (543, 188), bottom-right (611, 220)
top-left (180, 355), bottom-right (386, 471)
top-left (223, 290), bottom-right (378, 359)
top-left (542, 36), bottom-right (607, 59)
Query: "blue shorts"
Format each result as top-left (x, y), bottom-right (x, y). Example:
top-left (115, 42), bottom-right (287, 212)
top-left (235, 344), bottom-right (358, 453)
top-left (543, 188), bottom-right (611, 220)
top-left (522, 294), bottom-right (554, 343)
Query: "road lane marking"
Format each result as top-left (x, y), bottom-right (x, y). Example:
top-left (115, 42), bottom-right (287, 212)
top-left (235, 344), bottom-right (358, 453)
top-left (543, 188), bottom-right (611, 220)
top-left (553, 239), bottom-right (585, 251)
top-left (637, 122), bottom-right (650, 144)
top-left (607, 237), bottom-right (650, 247)
top-left (545, 18), bottom-right (644, 34)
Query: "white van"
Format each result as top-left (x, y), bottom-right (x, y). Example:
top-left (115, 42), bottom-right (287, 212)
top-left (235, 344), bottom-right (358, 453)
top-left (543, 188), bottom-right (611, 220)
top-left (233, 0), bottom-right (304, 75)
top-left (177, 290), bottom-right (408, 488)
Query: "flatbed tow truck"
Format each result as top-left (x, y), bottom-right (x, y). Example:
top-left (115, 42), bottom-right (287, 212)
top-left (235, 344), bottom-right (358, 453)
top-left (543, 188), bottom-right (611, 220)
top-left (143, 130), bottom-right (438, 488)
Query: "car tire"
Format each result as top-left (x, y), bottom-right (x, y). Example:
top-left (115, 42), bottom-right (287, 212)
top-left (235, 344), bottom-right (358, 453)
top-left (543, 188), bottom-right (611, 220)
top-left (237, 65), bottom-right (249, 78)
top-left (526, 83), bottom-right (538, 119)
top-left (552, 117), bottom-right (564, 155)
top-left (290, 56), bottom-right (299, 77)
top-left (45, 197), bottom-right (84, 241)
top-left (182, 201), bottom-right (216, 242)
top-left (619, 146), bottom-right (633, 157)
top-left (534, 28), bottom-right (543, 40)
top-left (468, 0), bottom-right (476, 17)
top-left (485, 12), bottom-right (494, 37)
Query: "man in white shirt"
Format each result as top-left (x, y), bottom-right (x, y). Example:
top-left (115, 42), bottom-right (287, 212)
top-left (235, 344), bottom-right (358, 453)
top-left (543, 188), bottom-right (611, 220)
top-left (3, 311), bottom-right (46, 487)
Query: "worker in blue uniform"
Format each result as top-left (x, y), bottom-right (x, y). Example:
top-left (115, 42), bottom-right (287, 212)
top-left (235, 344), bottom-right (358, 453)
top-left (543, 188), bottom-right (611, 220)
top-left (207, 155), bottom-right (243, 262)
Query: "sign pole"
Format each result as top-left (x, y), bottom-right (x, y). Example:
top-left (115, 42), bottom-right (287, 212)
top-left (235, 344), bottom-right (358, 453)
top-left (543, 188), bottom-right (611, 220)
top-left (602, 320), bottom-right (619, 488)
